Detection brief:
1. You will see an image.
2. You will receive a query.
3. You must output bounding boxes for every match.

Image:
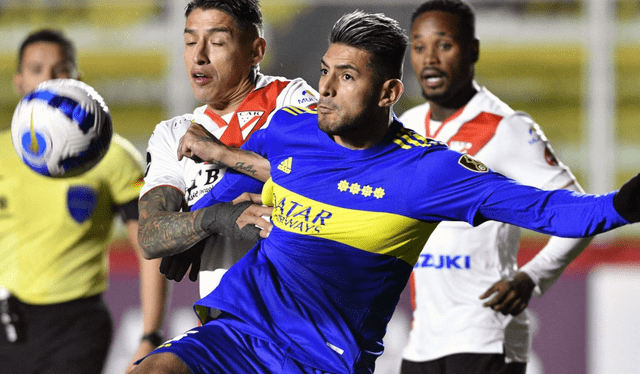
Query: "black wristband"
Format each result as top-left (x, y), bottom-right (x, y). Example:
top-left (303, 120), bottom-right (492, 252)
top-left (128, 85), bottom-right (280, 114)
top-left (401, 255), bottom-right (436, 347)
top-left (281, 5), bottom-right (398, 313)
top-left (141, 331), bottom-right (164, 347)
top-left (200, 201), bottom-right (261, 242)
top-left (613, 173), bottom-right (640, 223)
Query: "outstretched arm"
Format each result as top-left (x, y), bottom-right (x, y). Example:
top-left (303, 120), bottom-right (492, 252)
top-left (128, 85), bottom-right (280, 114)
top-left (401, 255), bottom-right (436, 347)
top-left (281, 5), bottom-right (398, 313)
top-left (138, 186), bottom-right (271, 259)
top-left (480, 181), bottom-right (594, 315)
top-left (177, 122), bottom-right (271, 182)
top-left (476, 172), bottom-right (640, 315)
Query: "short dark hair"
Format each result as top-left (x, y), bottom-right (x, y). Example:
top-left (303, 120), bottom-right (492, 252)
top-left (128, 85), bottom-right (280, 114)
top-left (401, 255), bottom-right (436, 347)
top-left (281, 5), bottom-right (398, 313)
top-left (17, 29), bottom-right (77, 73)
top-left (185, 0), bottom-right (263, 37)
top-left (411, 0), bottom-right (476, 44)
top-left (329, 10), bottom-right (409, 81)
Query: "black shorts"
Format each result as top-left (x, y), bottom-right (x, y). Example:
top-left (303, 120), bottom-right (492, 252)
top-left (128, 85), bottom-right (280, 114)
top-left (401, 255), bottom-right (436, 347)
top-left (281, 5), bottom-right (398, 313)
top-left (0, 294), bottom-right (113, 374)
top-left (400, 352), bottom-right (527, 374)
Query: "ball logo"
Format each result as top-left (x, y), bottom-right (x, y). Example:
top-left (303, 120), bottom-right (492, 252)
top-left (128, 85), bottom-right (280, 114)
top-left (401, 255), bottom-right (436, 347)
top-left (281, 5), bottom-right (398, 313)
top-left (28, 109), bottom-right (40, 153)
top-left (19, 109), bottom-right (50, 175)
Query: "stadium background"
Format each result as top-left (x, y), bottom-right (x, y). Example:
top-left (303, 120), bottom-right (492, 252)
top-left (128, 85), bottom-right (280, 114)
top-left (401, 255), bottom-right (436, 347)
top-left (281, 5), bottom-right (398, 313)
top-left (0, 0), bottom-right (639, 373)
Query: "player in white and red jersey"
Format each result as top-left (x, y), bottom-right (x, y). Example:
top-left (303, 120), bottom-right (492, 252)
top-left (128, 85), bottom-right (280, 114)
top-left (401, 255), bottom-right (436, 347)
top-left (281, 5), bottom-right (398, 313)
top-left (399, 1), bottom-right (592, 373)
top-left (128, 0), bottom-right (317, 370)
top-left (141, 73), bottom-right (316, 295)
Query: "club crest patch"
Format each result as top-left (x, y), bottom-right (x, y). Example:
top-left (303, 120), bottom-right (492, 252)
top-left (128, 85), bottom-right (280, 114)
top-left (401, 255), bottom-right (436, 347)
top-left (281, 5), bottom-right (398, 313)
top-left (67, 186), bottom-right (98, 223)
top-left (458, 154), bottom-right (489, 173)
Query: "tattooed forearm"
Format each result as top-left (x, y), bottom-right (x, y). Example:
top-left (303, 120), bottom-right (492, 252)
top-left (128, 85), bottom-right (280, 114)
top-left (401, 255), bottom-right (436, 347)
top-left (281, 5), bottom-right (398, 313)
top-left (223, 148), bottom-right (270, 182)
top-left (138, 186), bottom-right (210, 259)
top-left (233, 162), bottom-right (258, 176)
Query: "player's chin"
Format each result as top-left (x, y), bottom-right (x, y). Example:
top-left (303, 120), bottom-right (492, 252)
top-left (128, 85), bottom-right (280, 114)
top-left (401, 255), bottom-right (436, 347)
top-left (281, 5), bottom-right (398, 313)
top-left (421, 87), bottom-right (449, 102)
top-left (318, 118), bottom-right (341, 136)
top-left (191, 86), bottom-right (215, 104)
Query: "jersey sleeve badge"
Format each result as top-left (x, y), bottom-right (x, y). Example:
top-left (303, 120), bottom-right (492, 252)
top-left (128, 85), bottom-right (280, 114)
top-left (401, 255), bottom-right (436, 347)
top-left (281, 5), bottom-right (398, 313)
top-left (458, 154), bottom-right (489, 173)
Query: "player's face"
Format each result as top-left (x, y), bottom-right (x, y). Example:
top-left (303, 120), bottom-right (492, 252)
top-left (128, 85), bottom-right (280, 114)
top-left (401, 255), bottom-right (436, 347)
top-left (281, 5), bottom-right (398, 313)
top-left (13, 42), bottom-right (76, 96)
top-left (184, 8), bottom-right (260, 110)
top-left (410, 11), bottom-right (476, 104)
top-left (317, 43), bottom-right (381, 140)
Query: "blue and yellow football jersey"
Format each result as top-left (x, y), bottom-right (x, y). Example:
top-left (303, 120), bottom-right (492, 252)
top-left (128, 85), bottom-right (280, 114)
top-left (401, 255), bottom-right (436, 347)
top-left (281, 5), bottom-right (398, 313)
top-left (193, 107), bottom-right (626, 373)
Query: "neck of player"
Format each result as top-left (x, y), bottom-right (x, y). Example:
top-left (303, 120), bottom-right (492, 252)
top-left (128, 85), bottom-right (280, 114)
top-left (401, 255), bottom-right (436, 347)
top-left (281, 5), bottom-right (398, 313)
top-left (333, 110), bottom-right (394, 150)
top-left (427, 81), bottom-right (477, 122)
top-left (206, 69), bottom-right (257, 117)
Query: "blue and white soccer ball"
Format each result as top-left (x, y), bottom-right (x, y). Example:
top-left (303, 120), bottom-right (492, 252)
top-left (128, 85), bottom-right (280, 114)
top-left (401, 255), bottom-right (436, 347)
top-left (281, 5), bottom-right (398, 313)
top-left (11, 79), bottom-right (113, 178)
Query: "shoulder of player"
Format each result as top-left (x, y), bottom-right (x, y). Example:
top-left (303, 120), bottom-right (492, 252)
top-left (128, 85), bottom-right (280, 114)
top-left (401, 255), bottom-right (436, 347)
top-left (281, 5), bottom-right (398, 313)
top-left (155, 112), bottom-right (195, 131)
top-left (106, 134), bottom-right (144, 163)
top-left (147, 112), bottom-right (196, 146)
top-left (393, 125), bottom-right (448, 154)
top-left (471, 86), bottom-right (517, 117)
top-left (256, 74), bottom-right (318, 107)
top-left (492, 109), bottom-right (546, 142)
top-left (255, 73), bottom-right (309, 88)
top-left (398, 102), bottom-right (430, 122)
top-left (256, 74), bottom-right (319, 98)
top-left (398, 102), bottom-right (430, 133)
top-left (273, 105), bottom-right (317, 123)
top-left (89, 134), bottom-right (144, 179)
top-left (257, 105), bottom-right (317, 140)
top-left (414, 145), bottom-right (490, 178)
top-left (466, 88), bottom-right (540, 135)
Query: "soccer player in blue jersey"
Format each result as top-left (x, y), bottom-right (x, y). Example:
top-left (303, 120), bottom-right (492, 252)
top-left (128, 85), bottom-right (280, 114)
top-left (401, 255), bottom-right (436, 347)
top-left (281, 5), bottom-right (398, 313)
top-left (132, 10), bottom-right (640, 374)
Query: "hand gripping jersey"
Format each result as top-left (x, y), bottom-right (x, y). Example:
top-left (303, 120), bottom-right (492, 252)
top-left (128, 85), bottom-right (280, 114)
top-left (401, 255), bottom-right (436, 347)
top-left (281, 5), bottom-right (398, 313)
top-left (140, 73), bottom-right (317, 297)
top-left (399, 83), bottom-right (583, 362)
top-left (0, 131), bottom-right (144, 304)
top-left (193, 107), bottom-right (626, 374)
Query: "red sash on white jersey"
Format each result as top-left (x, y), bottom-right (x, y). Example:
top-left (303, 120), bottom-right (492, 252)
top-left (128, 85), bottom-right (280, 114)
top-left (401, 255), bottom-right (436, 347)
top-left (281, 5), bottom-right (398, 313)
top-left (204, 80), bottom-right (292, 147)
top-left (425, 108), bottom-right (503, 156)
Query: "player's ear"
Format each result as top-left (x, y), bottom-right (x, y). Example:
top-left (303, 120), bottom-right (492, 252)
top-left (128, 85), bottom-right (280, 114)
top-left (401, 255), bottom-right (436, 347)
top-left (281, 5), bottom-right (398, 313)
top-left (13, 73), bottom-right (24, 96)
top-left (378, 78), bottom-right (404, 108)
top-left (471, 38), bottom-right (479, 63)
top-left (250, 37), bottom-right (266, 67)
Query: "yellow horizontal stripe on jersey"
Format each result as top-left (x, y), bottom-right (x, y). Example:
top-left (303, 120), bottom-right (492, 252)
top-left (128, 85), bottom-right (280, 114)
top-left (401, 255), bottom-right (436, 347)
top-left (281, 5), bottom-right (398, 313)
top-left (262, 179), bottom-right (438, 265)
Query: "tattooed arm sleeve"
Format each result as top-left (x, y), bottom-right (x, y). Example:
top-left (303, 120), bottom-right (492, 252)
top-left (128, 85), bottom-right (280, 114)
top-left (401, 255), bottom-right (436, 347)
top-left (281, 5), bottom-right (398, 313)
top-left (137, 186), bottom-right (213, 259)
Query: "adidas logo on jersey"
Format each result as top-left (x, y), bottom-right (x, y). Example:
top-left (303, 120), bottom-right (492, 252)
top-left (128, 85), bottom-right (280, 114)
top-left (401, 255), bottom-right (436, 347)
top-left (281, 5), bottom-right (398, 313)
top-left (278, 157), bottom-right (292, 174)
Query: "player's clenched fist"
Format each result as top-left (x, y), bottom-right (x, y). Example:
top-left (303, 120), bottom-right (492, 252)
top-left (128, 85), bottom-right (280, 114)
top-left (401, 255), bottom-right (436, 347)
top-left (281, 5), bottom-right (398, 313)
top-left (177, 121), bottom-right (229, 164)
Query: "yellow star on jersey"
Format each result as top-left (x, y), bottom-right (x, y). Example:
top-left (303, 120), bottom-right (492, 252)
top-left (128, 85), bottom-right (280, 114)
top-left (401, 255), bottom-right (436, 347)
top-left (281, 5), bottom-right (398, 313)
top-left (349, 183), bottom-right (361, 195)
top-left (373, 187), bottom-right (385, 199)
top-left (361, 185), bottom-right (373, 197)
top-left (338, 180), bottom-right (349, 192)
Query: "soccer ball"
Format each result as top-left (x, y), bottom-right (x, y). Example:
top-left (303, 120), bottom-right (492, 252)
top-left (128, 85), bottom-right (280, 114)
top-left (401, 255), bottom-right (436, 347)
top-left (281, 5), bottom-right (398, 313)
top-left (11, 79), bottom-right (113, 178)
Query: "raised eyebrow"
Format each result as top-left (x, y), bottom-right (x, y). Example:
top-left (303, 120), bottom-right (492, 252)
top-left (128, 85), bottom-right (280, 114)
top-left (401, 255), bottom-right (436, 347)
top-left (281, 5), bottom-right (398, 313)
top-left (319, 58), bottom-right (359, 73)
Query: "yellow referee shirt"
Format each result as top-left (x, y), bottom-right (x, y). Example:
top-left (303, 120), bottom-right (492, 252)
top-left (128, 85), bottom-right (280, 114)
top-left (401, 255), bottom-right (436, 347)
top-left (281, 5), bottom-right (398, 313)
top-left (0, 130), bottom-right (144, 305)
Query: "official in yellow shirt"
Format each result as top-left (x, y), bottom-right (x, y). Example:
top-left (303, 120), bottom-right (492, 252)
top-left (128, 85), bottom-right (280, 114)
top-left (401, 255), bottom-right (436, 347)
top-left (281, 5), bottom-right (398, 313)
top-left (0, 29), bottom-right (146, 374)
